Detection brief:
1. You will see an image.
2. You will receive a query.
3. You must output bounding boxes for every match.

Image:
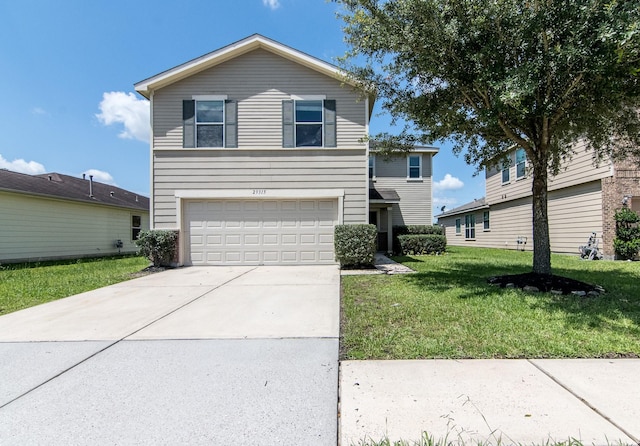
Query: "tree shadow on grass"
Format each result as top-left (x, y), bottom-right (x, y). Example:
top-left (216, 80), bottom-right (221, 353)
top-left (401, 259), bottom-right (640, 340)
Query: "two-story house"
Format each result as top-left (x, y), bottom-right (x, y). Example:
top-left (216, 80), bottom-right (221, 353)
top-left (134, 35), bottom-right (437, 265)
top-left (437, 140), bottom-right (640, 257)
top-left (368, 147), bottom-right (438, 251)
top-left (134, 35), bottom-right (371, 266)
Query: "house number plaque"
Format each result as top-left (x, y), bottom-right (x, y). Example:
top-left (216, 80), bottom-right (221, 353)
top-left (252, 189), bottom-right (267, 195)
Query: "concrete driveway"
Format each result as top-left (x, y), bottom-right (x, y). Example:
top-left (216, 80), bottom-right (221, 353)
top-left (0, 265), bottom-right (340, 446)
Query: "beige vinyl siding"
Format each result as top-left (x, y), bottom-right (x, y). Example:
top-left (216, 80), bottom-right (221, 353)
top-left (486, 142), bottom-right (612, 204)
top-left (440, 181), bottom-right (602, 254)
top-left (372, 153), bottom-right (434, 225)
top-left (152, 48), bottom-right (366, 149)
top-left (0, 191), bottom-right (149, 263)
top-left (152, 149), bottom-right (366, 228)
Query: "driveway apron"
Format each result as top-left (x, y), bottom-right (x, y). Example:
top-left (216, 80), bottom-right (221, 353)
top-left (0, 265), bottom-right (340, 446)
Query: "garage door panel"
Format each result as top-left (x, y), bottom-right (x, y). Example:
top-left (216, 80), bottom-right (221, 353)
top-left (185, 199), bottom-right (337, 265)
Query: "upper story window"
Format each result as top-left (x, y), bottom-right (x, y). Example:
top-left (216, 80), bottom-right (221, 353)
top-left (295, 100), bottom-right (323, 147)
top-left (183, 96), bottom-right (237, 149)
top-left (501, 162), bottom-right (510, 184)
top-left (282, 97), bottom-right (336, 148)
top-left (407, 155), bottom-right (422, 179)
top-left (369, 156), bottom-right (376, 179)
top-left (516, 148), bottom-right (526, 179)
top-left (196, 100), bottom-right (224, 147)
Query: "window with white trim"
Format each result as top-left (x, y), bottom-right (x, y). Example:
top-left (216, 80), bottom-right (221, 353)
top-left (369, 156), bottom-right (376, 179)
top-left (465, 214), bottom-right (476, 239)
top-left (455, 218), bottom-right (461, 235)
top-left (196, 100), bottom-right (224, 147)
top-left (407, 155), bottom-right (422, 179)
top-left (131, 215), bottom-right (142, 241)
top-left (516, 148), bottom-right (526, 179)
top-left (501, 163), bottom-right (510, 184)
top-left (483, 211), bottom-right (490, 230)
top-left (295, 100), bottom-right (323, 147)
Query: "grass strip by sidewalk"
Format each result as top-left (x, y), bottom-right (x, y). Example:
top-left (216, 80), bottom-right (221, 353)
top-left (341, 246), bottom-right (640, 359)
top-left (0, 256), bottom-right (150, 316)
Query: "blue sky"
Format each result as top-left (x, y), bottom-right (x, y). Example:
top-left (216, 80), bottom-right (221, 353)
top-left (0, 0), bottom-right (485, 216)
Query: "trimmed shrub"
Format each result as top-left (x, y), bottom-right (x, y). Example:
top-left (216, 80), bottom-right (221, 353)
top-left (398, 234), bottom-right (447, 255)
top-left (135, 230), bottom-right (178, 267)
top-left (613, 208), bottom-right (640, 260)
top-left (393, 225), bottom-right (445, 254)
top-left (334, 224), bottom-right (377, 268)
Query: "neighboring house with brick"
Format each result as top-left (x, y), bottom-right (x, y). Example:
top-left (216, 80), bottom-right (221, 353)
top-left (436, 141), bottom-right (640, 258)
top-left (134, 34), bottom-right (436, 265)
top-left (368, 147), bottom-right (438, 251)
top-left (0, 170), bottom-right (149, 263)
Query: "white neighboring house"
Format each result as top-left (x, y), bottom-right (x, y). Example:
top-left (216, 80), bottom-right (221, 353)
top-left (436, 141), bottom-right (640, 258)
top-left (0, 170), bottom-right (150, 263)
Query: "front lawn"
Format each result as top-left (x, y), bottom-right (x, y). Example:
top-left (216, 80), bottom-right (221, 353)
top-left (341, 246), bottom-right (640, 359)
top-left (0, 256), bottom-right (150, 316)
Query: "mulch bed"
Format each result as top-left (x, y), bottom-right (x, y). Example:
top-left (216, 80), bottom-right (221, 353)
top-left (488, 272), bottom-right (605, 296)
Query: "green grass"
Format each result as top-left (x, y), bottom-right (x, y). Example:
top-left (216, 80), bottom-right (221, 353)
top-left (0, 256), bottom-right (150, 315)
top-left (341, 246), bottom-right (640, 359)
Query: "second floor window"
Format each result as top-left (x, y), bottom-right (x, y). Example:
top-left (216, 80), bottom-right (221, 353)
top-left (516, 148), bottom-right (526, 179)
top-left (408, 155), bottom-right (422, 179)
top-left (196, 100), bottom-right (224, 147)
top-left (502, 163), bottom-right (510, 184)
top-left (369, 156), bottom-right (375, 179)
top-left (295, 100), bottom-right (323, 147)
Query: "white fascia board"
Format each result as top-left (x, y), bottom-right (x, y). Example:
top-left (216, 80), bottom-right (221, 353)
top-left (174, 189), bottom-right (345, 199)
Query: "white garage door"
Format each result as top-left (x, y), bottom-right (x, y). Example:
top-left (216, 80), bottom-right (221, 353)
top-left (185, 199), bottom-right (338, 265)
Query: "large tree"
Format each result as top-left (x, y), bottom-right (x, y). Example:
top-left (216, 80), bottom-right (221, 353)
top-left (337, 0), bottom-right (640, 274)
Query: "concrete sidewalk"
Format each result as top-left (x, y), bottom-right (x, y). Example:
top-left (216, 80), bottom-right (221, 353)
top-left (340, 359), bottom-right (640, 445)
top-left (0, 265), bottom-right (340, 446)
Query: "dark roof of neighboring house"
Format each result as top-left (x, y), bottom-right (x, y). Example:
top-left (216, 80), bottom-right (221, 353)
top-left (436, 197), bottom-right (488, 219)
top-left (369, 188), bottom-right (401, 202)
top-left (0, 169), bottom-right (149, 212)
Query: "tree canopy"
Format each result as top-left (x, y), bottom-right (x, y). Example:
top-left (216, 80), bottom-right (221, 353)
top-left (337, 0), bottom-right (640, 274)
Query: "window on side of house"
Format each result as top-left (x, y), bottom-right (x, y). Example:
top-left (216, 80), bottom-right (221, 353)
top-left (516, 148), bottom-right (526, 179)
top-left (295, 100), bottom-right (323, 147)
top-left (483, 211), bottom-right (490, 230)
top-left (132, 215), bottom-right (142, 241)
top-left (501, 163), bottom-right (510, 184)
top-left (455, 218), bottom-right (461, 235)
top-left (369, 156), bottom-right (375, 179)
top-left (407, 155), bottom-right (422, 179)
top-left (465, 214), bottom-right (476, 239)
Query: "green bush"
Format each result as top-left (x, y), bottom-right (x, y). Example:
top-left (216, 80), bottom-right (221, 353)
top-left (613, 208), bottom-right (640, 260)
top-left (393, 225), bottom-right (445, 254)
top-left (398, 234), bottom-right (447, 255)
top-left (334, 224), bottom-right (377, 268)
top-left (135, 230), bottom-right (178, 267)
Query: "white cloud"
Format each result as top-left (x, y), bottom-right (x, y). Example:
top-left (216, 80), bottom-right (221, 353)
top-left (262, 0), bottom-right (280, 10)
top-left (433, 173), bottom-right (464, 191)
top-left (83, 169), bottom-right (116, 186)
top-left (0, 154), bottom-right (46, 175)
top-left (96, 92), bottom-right (150, 143)
top-left (31, 107), bottom-right (48, 115)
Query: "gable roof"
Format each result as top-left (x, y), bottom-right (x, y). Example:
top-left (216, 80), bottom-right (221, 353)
top-left (436, 197), bottom-right (488, 219)
top-left (0, 170), bottom-right (149, 212)
top-left (134, 34), bottom-right (375, 114)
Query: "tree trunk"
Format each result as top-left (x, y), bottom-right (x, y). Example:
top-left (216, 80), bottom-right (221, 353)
top-left (531, 156), bottom-right (552, 275)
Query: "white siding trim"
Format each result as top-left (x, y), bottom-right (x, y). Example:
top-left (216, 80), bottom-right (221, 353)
top-left (192, 94), bottom-right (228, 100)
top-left (174, 189), bottom-right (345, 199)
top-left (149, 91), bottom-right (155, 228)
top-left (291, 94), bottom-right (326, 100)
